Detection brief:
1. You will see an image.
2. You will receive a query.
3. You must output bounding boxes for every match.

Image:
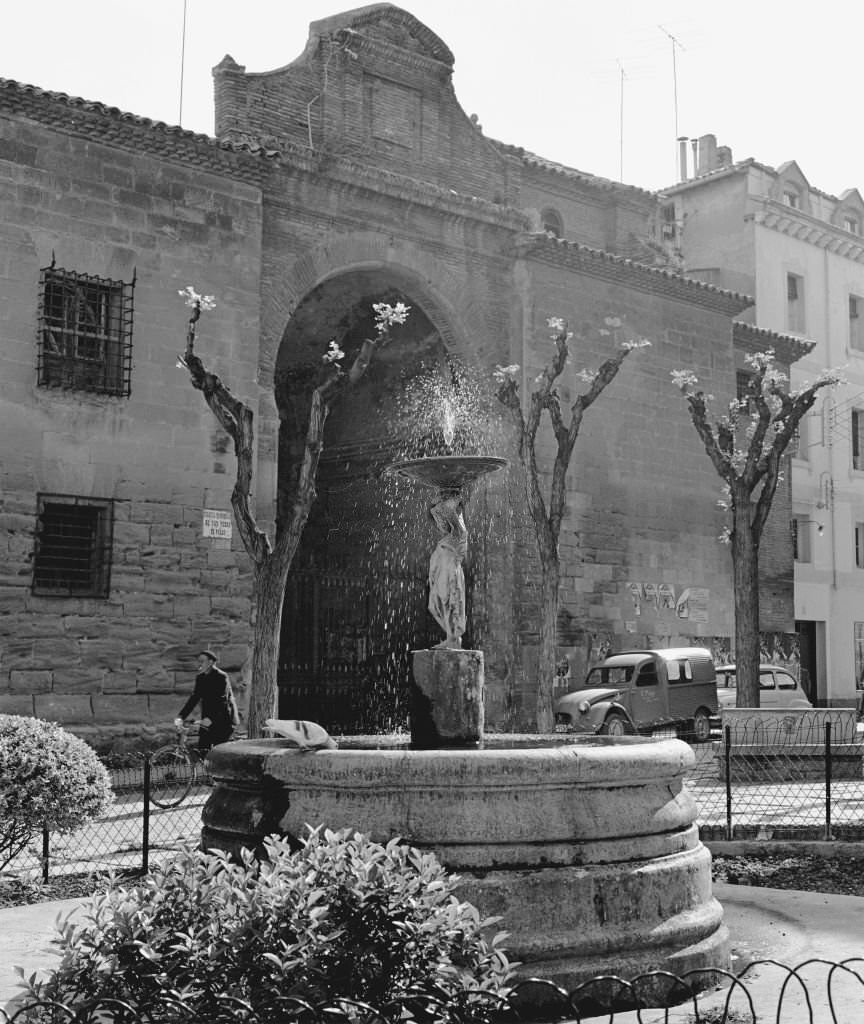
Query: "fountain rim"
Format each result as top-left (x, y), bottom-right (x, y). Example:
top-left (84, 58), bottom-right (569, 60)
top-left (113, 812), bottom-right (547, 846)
top-left (386, 454), bottom-right (509, 492)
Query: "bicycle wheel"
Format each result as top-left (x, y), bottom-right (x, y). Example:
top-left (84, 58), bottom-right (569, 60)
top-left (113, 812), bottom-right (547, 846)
top-left (149, 746), bottom-right (194, 808)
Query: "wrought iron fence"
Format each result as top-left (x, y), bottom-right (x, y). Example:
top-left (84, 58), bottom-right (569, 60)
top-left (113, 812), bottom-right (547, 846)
top-left (4, 962), bottom-right (864, 1022)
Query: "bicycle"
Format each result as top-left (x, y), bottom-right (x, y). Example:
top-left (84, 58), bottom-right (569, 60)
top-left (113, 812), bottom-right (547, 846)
top-left (148, 721), bottom-right (212, 808)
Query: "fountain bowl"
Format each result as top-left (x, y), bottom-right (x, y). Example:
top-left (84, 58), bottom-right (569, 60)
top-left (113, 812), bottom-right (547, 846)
top-left (388, 454), bottom-right (507, 494)
top-left (202, 733), bottom-right (728, 990)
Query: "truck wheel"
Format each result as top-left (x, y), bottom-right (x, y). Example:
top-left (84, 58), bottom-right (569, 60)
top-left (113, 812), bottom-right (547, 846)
top-left (600, 712), bottom-right (628, 737)
top-left (691, 709), bottom-right (712, 743)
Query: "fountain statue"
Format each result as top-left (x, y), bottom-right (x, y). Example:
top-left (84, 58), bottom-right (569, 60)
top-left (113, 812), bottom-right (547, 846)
top-left (201, 426), bottom-right (728, 995)
top-left (388, 454), bottom-right (506, 747)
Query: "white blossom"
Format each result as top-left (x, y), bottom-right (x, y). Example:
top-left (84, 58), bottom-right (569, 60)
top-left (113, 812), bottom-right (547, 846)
top-left (322, 340), bottom-right (345, 364)
top-left (671, 369), bottom-right (699, 391)
top-left (623, 337), bottom-right (652, 351)
top-left (493, 364), bottom-right (520, 384)
top-left (576, 368), bottom-right (599, 384)
top-left (373, 301), bottom-right (411, 329)
top-left (604, 316), bottom-right (623, 328)
top-left (546, 316), bottom-right (566, 333)
top-left (178, 285), bottom-right (216, 311)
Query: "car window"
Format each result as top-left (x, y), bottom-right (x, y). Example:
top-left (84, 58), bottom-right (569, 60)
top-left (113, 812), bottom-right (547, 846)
top-left (668, 659), bottom-right (693, 683)
top-left (586, 666), bottom-right (632, 687)
top-left (635, 665), bottom-right (659, 687)
top-left (718, 671), bottom-right (736, 688)
top-left (759, 670), bottom-right (775, 690)
top-left (776, 671), bottom-right (797, 690)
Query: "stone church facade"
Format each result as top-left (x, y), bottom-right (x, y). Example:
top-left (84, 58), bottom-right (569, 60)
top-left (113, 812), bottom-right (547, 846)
top-left (0, 5), bottom-right (797, 746)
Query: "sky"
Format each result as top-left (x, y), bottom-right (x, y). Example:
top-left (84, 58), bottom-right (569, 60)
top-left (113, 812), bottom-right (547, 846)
top-left (2, 0), bottom-right (863, 197)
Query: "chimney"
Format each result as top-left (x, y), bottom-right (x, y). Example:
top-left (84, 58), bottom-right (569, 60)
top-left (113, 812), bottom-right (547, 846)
top-left (697, 134), bottom-right (718, 175)
top-left (678, 137), bottom-right (688, 181)
top-left (716, 145), bottom-right (733, 168)
top-left (691, 139), bottom-right (698, 177)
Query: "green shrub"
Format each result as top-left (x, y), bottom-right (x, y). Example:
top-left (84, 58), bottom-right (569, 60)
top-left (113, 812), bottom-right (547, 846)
top-left (0, 715), bottom-right (113, 871)
top-left (24, 828), bottom-right (514, 1021)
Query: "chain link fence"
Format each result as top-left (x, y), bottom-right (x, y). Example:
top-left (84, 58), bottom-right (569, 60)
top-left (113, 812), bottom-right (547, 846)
top-left (7, 758), bottom-right (207, 882)
top-left (688, 713), bottom-right (864, 841)
top-left (6, 717), bottom-right (864, 882)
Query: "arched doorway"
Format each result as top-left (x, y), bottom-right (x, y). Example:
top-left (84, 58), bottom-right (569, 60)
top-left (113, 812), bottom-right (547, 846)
top-left (274, 270), bottom-right (466, 733)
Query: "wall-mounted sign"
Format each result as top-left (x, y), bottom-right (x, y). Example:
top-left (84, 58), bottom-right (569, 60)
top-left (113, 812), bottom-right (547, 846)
top-left (202, 509), bottom-right (232, 539)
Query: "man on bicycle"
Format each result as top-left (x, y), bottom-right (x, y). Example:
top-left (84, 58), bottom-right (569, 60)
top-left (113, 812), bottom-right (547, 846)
top-left (175, 650), bottom-right (238, 753)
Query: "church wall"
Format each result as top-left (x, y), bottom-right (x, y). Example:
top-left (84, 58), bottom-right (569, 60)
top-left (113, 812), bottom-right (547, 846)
top-left (0, 104), bottom-right (263, 751)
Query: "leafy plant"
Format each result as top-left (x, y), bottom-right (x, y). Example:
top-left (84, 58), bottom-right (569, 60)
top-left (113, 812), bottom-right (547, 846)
top-left (22, 828), bottom-right (514, 1022)
top-left (0, 715), bottom-right (113, 871)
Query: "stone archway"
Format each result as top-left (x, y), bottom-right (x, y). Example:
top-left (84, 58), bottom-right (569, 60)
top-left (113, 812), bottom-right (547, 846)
top-left (274, 269), bottom-right (468, 733)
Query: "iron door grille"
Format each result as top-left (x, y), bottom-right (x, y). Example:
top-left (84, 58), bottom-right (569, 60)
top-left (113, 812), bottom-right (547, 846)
top-left (37, 265), bottom-right (135, 397)
top-left (32, 495), bottom-right (114, 598)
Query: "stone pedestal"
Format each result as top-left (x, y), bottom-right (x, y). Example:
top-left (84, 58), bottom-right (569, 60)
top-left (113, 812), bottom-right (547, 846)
top-left (410, 648), bottom-right (484, 747)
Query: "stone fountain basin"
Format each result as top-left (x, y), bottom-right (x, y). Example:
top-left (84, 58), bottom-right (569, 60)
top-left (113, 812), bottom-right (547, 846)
top-left (202, 734), bottom-right (728, 987)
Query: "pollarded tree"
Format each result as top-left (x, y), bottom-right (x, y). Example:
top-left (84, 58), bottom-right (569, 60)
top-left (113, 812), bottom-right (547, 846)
top-left (178, 289), bottom-right (409, 737)
top-left (496, 316), bottom-right (650, 732)
top-left (672, 349), bottom-right (842, 708)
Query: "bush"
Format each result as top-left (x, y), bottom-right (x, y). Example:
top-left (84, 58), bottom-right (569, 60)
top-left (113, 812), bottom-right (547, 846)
top-left (24, 828), bottom-right (514, 1021)
top-left (0, 715), bottom-right (113, 871)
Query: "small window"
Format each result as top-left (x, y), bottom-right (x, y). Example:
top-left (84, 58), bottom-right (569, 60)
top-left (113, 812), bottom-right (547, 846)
top-left (783, 190), bottom-right (800, 209)
top-left (851, 296), bottom-right (864, 351)
top-left (792, 517), bottom-right (812, 562)
top-left (845, 216), bottom-right (860, 235)
top-left (540, 208), bottom-right (563, 238)
top-left (37, 263), bottom-right (135, 397)
top-left (786, 272), bottom-right (805, 334)
top-left (853, 410), bottom-right (864, 471)
top-left (32, 494), bottom-right (114, 598)
top-left (856, 523), bottom-right (864, 568)
top-left (636, 665), bottom-right (659, 687)
top-left (736, 370), bottom-right (754, 402)
top-left (759, 670), bottom-right (776, 690)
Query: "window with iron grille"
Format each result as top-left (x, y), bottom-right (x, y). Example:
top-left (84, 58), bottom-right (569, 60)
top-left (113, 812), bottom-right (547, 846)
top-left (786, 272), bottom-right (805, 334)
top-left (851, 295), bottom-right (864, 352)
top-left (32, 495), bottom-right (114, 598)
top-left (37, 263), bottom-right (134, 396)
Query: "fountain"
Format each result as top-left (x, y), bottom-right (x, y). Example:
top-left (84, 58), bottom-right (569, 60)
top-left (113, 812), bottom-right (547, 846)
top-left (202, 446), bottom-right (728, 991)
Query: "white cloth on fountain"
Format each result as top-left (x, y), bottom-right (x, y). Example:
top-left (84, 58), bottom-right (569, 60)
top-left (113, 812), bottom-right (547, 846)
top-left (264, 719), bottom-right (338, 750)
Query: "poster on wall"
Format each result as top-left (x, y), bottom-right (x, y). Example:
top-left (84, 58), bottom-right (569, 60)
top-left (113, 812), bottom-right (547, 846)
top-left (624, 582), bottom-right (710, 627)
top-left (202, 509), bottom-right (233, 539)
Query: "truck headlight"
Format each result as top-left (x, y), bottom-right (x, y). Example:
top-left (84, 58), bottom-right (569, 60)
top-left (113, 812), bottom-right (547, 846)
top-left (578, 700), bottom-right (590, 714)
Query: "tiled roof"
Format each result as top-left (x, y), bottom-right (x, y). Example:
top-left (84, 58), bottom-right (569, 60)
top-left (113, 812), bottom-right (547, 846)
top-left (491, 140), bottom-right (655, 200)
top-left (0, 77), bottom-right (280, 181)
top-left (733, 321), bottom-right (815, 362)
top-left (518, 233), bottom-right (754, 315)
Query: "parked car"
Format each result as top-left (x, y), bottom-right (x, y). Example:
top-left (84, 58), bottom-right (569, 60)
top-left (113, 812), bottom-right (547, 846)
top-left (715, 664), bottom-right (812, 711)
top-left (554, 647), bottom-right (718, 741)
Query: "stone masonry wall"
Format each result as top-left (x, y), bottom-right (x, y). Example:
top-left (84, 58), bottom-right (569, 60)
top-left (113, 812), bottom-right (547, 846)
top-left (506, 247), bottom-right (745, 725)
top-left (0, 103), bottom-right (264, 751)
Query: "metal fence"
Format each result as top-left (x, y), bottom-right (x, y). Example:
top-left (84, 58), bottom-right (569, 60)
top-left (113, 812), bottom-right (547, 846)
top-left (6, 720), bottom-right (864, 883)
top-left (4, 961), bottom-right (864, 1022)
top-left (8, 758), bottom-right (207, 882)
top-left (687, 717), bottom-right (864, 841)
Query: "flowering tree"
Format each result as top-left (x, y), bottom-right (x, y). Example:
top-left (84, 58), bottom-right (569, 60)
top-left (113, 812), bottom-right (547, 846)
top-left (673, 350), bottom-right (842, 707)
top-left (496, 316), bottom-right (650, 732)
top-left (178, 289), bottom-right (410, 737)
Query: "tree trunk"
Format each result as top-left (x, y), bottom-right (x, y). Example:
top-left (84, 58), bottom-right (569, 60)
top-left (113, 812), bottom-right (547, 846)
top-left (246, 556), bottom-right (290, 738)
top-left (732, 500), bottom-right (761, 708)
top-left (536, 553), bottom-right (560, 733)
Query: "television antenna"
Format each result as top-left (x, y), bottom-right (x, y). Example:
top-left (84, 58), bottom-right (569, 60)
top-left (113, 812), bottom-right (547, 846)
top-left (659, 25), bottom-right (686, 175)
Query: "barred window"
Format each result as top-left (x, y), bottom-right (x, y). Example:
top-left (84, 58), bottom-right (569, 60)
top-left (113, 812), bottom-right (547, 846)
top-left (37, 263), bottom-right (134, 396)
top-left (32, 495), bottom-right (114, 598)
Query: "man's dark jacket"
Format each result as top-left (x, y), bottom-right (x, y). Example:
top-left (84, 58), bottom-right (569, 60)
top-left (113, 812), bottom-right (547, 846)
top-left (179, 666), bottom-right (236, 743)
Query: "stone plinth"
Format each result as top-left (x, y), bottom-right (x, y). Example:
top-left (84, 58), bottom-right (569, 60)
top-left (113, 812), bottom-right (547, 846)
top-left (202, 734), bottom-right (728, 989)
top-left (410, 648), bottom-right (483, 747)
